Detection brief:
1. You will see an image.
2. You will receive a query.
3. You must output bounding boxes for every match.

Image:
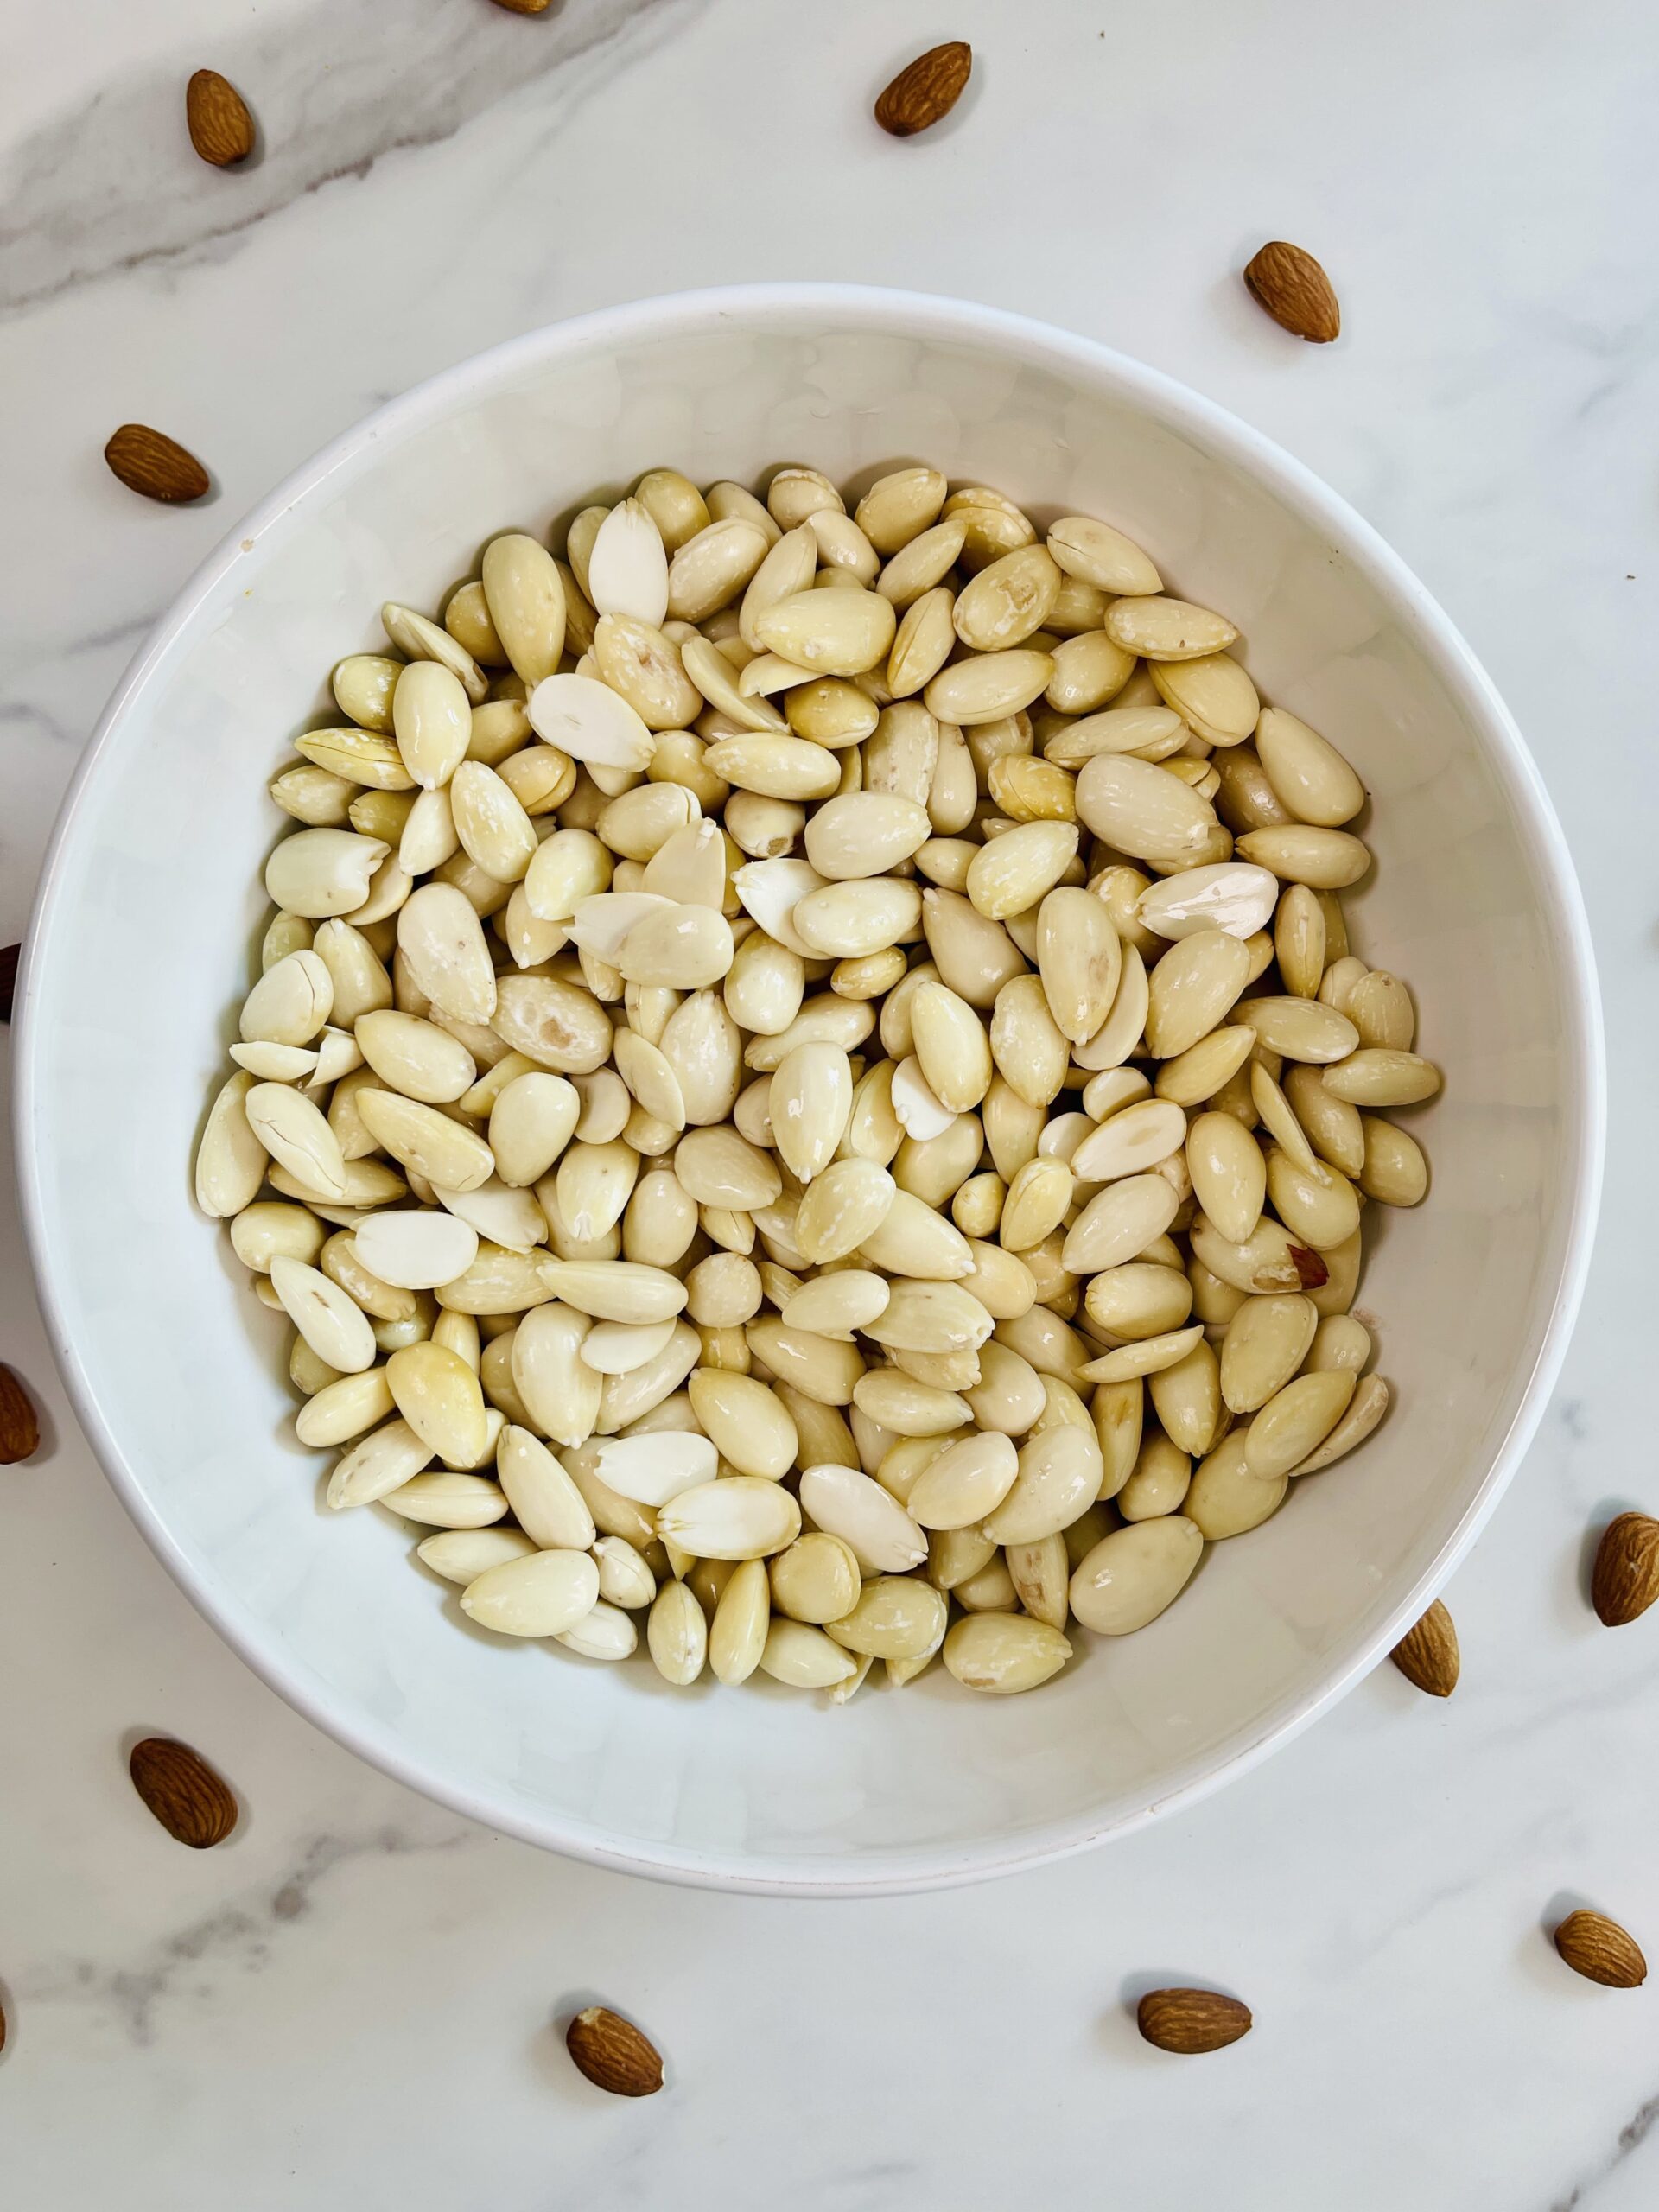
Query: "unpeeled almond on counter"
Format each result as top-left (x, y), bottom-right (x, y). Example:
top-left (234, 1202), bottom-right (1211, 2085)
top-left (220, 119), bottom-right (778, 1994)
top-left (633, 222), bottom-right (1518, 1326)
top-left (566, 2005), bottom-right (664, 2094)
top-left (128, 1736), bottom-right (238, 1847)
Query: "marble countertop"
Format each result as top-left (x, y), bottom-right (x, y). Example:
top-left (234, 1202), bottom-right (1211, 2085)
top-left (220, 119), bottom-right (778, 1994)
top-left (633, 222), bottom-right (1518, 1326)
top-left (3, 0), bottom-right (1654, 2202)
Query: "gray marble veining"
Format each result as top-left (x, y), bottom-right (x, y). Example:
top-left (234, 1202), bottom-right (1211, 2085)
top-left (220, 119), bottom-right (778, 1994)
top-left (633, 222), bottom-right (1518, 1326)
top-left (0, 0), bottom-right (689, 317)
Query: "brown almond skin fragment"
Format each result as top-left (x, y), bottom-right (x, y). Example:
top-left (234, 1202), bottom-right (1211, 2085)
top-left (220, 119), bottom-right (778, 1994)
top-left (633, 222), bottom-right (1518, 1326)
top-left (1136, 1987), bottom-right (1253, 2053)
top-left (105, 425), bottom-right (211, 505)
top-left (185, 70), bottom-right (255, 166)
top-left (1554, 1910), bottom-right (1648, 1988)
top-left (0, 942), bottom-right (17, 1022)
top-left (566, 2005), bottom-right (664, 2094)
top-left (1389, 1599), bottom-right (1459, 1697)
top-left (129, 1737), bottom-right (238, 1847)
top-left (1288, 1245), bottom-right (1329, 1290)
top-left (1243, 241), bottom-right (1341, 344)
top-left (0, 1364), bottom-right (40, 1465)
top-left (1592, 1511), bottom-right (1659, 1626)
top-left (874, 42), bottom-right (972, 137)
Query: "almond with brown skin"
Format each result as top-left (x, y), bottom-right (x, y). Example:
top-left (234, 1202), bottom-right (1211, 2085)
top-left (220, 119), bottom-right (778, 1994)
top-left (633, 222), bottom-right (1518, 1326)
top-left (1244, 241), bottom-right (1341, 344)
top-left (1288, 1244), bottom-right (1329, 1290)
top-left (105, 425), bottom-right (211, 505)
top-left (186, 70), bottom-right (255, 166)
top-left (492, 0), bottom-right (553, 10)
top-left (1389, 1599), bottom-right (1459, 1697)
top-left (1554, 1910), bottom-right (1647, 1988)
top-left (874, 42), bottom-right (972, 137)
top-left (1592, 1511), bottom-right (1659, 1626)
top-left (566, 2005), bottom-right (664, 2095)
top-left (129, 1737), bottom-right (238, 1847)
top-left (0, 1365), bottom-right (40, 1465)
top-left (0, 942), bottom-right (17, 1023)
top-left (1137, 1987), bottom-right (1253, 2054)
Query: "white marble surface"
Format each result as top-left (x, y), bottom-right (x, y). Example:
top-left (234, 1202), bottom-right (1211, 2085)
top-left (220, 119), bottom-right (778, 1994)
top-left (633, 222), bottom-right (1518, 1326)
top-left (0, 0), bottom-right (1653, 2202)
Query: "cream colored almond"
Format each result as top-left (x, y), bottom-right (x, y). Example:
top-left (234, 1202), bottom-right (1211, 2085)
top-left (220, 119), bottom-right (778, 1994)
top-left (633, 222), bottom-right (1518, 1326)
top-left (751, 587), bottom-right (896, 677)
top-left (1076, 753), bottom-right (1218, 866)
top-left (793, 877), bottom-right (923, 960)
top-left (461, 1548), bottom-right (599, 1637)
top-left (924, 650), bottom-right (1054, 727)
top-left (1071, 1098), bottom-right (1186, 1183)
top-left (709, 1557), bottom-right (771, 1683)
top-left (1149, 652), bottom-right (1258, 745)
top-left (1237, 995), bottom-right (1359, 1064)
top-left (416, 1526), bottom-right (538, 1584)
top-left (1266, 1147), bottom-right (1362, 1251)
top-left (877, 515), bottom-right (968, 605)
top-left (1145, 930), bottom-right (1252, 1058)
top-left (270, 1255), bottom-right (377, 1375)
top-left (264, 827), bottom-right (389, 920)
top-left (1322, 1048), bottom-right (1441, 1107)
top-left (495, 1425), bottom-right (597, 1548)
top-left (1234, 824), bottom-right (1370, 889)
top-left (1070, 1515), bottom-right (1203, 1632)
top-left (943, 1612), bottom-right (1071, 1694)
top-left (1185, 1109), bottom-right (1267, 1246)
top-left (1245, 1369), bottom-right (1357, 1478)
top-left (526, 672), bottom-right (655, 771)
top-left (382, 602), bottom-right (486, 702)
top-left (798, 1462), bottom-right (927, 1573)
top-left (1137, 862), bottom-right (1279, 943)
top-left (656, 1476), bottom-right (802, 1560)
top-left (327, 1415), bottom-right (435, 1508)
top-left (480, 533), bottom-right (568, 684)
top-left (1293, 1372), bottom-right (1389, 1472)
top-left (1046, 515), bottom-right (1162, 595)
top-left (965, 820), bottom-right (1078, 922)
top-left (195, 1071), bottom-right (270, 1218)
top-left (380, 1471), bottom-right (505, 1528)
top-left (1104, 595), bottom-right (1237, 660)
top-left (1062, 1173), bottom-right (1179, 1274)
top-left (396, 882), bottom-right (497, 1024)
top-left (1255, 706), bottom-right (1364, 825)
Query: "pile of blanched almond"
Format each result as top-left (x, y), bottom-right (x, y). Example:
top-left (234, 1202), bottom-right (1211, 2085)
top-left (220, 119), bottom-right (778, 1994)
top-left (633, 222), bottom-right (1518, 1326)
top-left (194, 461), bottom-right (1439, 1699)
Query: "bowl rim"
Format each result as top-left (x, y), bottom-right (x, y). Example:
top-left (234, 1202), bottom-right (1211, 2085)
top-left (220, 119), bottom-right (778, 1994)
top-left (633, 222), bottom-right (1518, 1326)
top-left (13, 282), bottom-right (1605, 1894)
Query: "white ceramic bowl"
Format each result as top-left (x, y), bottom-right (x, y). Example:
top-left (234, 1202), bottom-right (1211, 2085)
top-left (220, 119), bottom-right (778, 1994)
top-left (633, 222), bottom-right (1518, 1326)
top-left (16, 286), bottom-right (1602, 1894)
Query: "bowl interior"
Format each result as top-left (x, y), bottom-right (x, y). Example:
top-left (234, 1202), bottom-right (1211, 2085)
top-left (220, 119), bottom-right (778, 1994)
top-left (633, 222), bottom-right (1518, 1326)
top-left (20, 290), bottom-right (1598, 1891)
